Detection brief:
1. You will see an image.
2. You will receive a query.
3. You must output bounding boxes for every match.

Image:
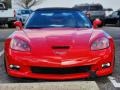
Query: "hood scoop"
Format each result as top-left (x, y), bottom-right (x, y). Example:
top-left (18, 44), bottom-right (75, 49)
top-left (52, 46), bottom-right (70, 56)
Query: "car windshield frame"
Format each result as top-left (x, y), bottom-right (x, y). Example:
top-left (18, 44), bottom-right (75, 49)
top-left (25, 9), bottom-right (92, 29)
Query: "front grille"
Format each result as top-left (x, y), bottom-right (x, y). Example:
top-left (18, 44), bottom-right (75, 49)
top-left (31, 66), bottom-right (91, 74)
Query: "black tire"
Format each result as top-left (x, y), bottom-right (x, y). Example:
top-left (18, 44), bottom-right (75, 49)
top-left (116, 20), bottom-right (120, 27)
top-left (8, 23), bottom-right (14, 28)
top-left (4, 55), bottom-right (8, 74)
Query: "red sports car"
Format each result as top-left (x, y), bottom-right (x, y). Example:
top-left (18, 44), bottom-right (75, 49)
top-left (4, 8), bottom-right (115, 80)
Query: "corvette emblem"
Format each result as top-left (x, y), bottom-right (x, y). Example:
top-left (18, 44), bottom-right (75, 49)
top-left (61, 61), bottom-right (77, 65)
top-left (55, 51), bottom-right (67, 55)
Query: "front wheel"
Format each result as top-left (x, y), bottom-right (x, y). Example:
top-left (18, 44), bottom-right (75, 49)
top-left (8, 23), bottom-right (14, 28)
top-left (116, 20), bottom-right (120, 27)
top-left (4, 55), bottom-right (8, 74)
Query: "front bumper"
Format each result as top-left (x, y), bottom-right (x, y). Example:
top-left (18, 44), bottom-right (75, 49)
top-left (0, 18), bottom-right (8, 24)
top-left (5, 47), bottom-right (114, 80)
top-left (8, 68), bottom-right (112, 80)
top-left (0, 17), bottom-right (16, 24)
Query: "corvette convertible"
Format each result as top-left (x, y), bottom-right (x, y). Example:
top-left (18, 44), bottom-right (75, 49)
top-left (4, 8), bottom-right (115, 80)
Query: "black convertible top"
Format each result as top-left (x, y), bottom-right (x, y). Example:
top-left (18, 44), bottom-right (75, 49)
top-left (35, 7), bottom-right (82, 12)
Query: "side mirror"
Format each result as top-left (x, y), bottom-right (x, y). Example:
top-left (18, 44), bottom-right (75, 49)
top-left (93, 18), bottom-right (102, 29)
top-left (14, 21), bottom-right (23, 30)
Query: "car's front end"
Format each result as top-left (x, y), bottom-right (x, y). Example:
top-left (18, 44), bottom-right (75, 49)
top-left (4, 29), bottom-right (115, 80)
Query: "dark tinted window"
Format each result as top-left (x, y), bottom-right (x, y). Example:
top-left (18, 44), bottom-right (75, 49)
top-left (75, 6), bottom-right (89, 11)
top-left (111, 11), bottom-right (119, 17)
top-left (118, 11), bottom-right (120, 16)
top-left (0, 4), bottom-right (4, 9)
top-left (89, 5), bottom-right (103, 11)
top-left (21, 10), bottom-right (32, 14)
top-left (25, 10), bottom-right (92, 29)
top-left (74, 5), bottom-right (103, 11)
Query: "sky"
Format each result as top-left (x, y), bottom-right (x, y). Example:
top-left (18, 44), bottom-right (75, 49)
top-left (13, 0), bottom-right (120, 11)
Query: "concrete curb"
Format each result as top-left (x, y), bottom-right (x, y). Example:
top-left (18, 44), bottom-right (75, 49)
top-left (0, 81), bottom-right (99, 90)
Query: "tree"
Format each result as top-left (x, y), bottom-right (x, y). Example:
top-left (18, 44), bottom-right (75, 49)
top-left (17, 0), bottom-right (44, 9)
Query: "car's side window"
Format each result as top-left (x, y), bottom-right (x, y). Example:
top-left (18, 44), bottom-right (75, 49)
top-left (118, 12), bottom-right (120, 16)
top-left (111, 11), bottom-right (118, 17)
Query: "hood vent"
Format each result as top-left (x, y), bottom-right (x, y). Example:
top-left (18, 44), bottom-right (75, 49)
top-left (52, 46), bottom-right (70, 49)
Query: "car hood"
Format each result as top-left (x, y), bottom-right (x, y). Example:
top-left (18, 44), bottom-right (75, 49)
top-left (13, 28), bottom-right (95, 64)
top-left (23, 28), bottom-right (92, 54)
top-left (10, 28), bottom-right (112, 67)
top-left (23, 28), bottom-right (93, 46)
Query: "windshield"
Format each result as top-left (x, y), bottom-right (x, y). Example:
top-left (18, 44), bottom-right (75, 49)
top-left (0, 4), bottom-right (4, 9)
top-left (25, 10), bottom-right (92, 29)
top-left (21, 10), bottom-right (31, 14)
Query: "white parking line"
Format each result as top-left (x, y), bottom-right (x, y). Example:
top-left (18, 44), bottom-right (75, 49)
top-left (0, 50), bottom-right (4, 56)
top-left (108, 76), bottom-right (120, 88)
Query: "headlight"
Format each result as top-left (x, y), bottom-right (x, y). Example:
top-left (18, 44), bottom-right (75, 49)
top-left (91, 37), bottom-right (109, 50)
top-left (10, 38), bottom-right (31, 52)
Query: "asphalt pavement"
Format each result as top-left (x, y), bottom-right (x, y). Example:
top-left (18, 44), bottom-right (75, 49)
top-left (0, 27), bottom-right (120, 90)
